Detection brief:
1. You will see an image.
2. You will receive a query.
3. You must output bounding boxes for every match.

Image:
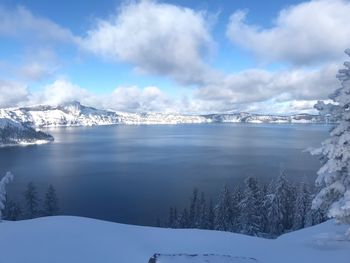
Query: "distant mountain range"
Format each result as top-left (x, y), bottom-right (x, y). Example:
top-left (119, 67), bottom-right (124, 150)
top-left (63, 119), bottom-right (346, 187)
top-left (0, 101), bottom-right (333, 145)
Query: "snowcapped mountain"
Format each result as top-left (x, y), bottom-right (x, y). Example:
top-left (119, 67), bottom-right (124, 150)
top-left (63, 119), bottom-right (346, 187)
top-left (0, 118), bottom-right (53, 146)
top-left (0, 101), bottom-right (330, 129)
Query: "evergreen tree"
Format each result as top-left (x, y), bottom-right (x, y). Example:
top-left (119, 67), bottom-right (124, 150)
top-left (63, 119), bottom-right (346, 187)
top-left (311, 206), bottom-right (327, 225)
top-left (239, 177), bottom-right (263, 236)
top-left (198, 192), bottom-right (208, 229)
top-left (178, 208), bottom-right (189, 228)
top-left (0, 172), bottom-right (14, 221)
top-left (265, 192), bottom-right (283, 235)
top-left (230, 187), bottom-right (242, 232)
top-left (168, 206), bottom-right (175, 228)
top-left (311, 49), bottom-right (350, 237)
top-left (260, 184), bottom-right (271, 233)
top-left (293, 180), bottom-right (312, 230)
top-left (189, 188), bottom-right (198, 228)
top-left (274, 170), bottom-right (294, 231)
top-left (24, 182), bottom-right (40, 218)
top-left (207, 199), bottom-right (215, 230)
top-left (44, 185), bottom-right (59, 216)
top-left (215, 185), bottom-right (233, 231)
top-left (3, 197), bottom-right (21, 221)
top-left (173, 207), bottom-right (178, 228)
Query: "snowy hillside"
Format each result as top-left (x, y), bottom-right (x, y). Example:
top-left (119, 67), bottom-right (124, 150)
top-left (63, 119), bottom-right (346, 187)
top-left (205, 112), bottom-right (330, 124)
top-left (0, 216), bottom-right (348, 263)
top-left (0, 101), bottom-right (331, 127)
top-left (0, 101), bottom-right (209, 127)
top-left (0, 118), bottom-right (53, 146)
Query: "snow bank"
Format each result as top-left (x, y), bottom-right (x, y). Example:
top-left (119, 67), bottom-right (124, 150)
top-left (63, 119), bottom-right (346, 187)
top-left (0, 216), bottom-right (348, 263)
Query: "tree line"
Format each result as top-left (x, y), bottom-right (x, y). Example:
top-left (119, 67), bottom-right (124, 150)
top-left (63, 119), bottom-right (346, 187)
top-left (162, 170), bottom-right (326, 237)
top-left (3, 182), bottom-right (59, 221)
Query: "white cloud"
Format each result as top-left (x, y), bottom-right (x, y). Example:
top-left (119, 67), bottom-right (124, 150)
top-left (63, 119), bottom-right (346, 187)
top-left (18, 49), bottom-right (60, 81)
top-left (101, 86), bottom-right (177, 112)
top-left (193, 64), bottom-right (339, 113)
top-left (29, 79), bottom-right (92, 106)
top-left (0, 80), bottom-right (29, 107)
top-left (226, 0), bottom-right (350, 65)
top-left (26, 79), bottom-right (177, 113)
top-left (80, 0), bottom-right (216, 85)
top-left (0, 5), bottom-right (77, 43)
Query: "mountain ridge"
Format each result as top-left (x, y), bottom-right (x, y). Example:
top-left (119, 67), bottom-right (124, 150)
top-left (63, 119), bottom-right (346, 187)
top-left (0, 101), bottom-right (333, 128)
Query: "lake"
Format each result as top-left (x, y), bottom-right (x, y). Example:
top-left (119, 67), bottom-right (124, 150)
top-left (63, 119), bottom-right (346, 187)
top-left (0, 123), bottom-right (329, 225)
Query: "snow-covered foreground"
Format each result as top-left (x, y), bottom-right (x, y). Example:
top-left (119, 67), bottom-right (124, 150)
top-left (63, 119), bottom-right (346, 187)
top-left (0, 216), bottom-right (348, 263)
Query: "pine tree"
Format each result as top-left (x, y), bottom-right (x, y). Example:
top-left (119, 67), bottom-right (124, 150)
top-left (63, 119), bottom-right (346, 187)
top-left (311, 49), bottom-right (350, 237)
top-left (274, 170), bottom-right (294, 231)
top-left (178, 208), bottom-right (189, 228)
top-left (265, 192), bottom-right (283, 235)
top-left (3, 198), bottom-right (21, 221)
top-left (0, 172), bottom-right (14, 221)
top-left (293, 180), bottom-right (312, 230)
top-left (215, 185), bottom-right (233, 231)
top-left (24, 182), bottom-right (40, 218)
top-left (168, 206), bottom-right (174, 228)
top-left (198, 192), bottom-right (208, 229)
top-left (189, 188), bottom-right (198, 228)
top-left (207, 199), bottom-right (215, 230)
top-left (44, 185), bottom-right (59, 216)
top-left (173, 207), bottom-right (178, 228)
top-left (239, 177), bottom-right (263, 236)
top-left (230, 187), bottom-right (242, 232)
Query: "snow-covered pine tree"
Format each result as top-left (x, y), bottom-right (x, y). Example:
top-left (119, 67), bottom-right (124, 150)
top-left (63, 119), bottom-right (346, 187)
top-left (293, 180), bottom-right (312, 230)
top-left (230, 187), bottom-right (242, 232)
top-left (207, 199), bottom-right (215, 230)
top-left (274, 170), bottom-right (294, 231)
top-left (198, 192), bottom-right (208, 229)
top-left (0, 172), bottom-right (14, 221)
top-left (239, 177), bottom-right (263, 236)
top-left (189, 188), bottom-right (198, 228)
top-left (44, 185), bottom-right (59, 216)
top-left (214, 185), bottom-right (233, 231)
top-left (265, 191), bottom-right (283, 235)
top-left (24, 182), bottom-right (40, 219)
top-left (312, 49), bottom-right (350, 237)
top-left (178, 208), bottom-right (189, 228)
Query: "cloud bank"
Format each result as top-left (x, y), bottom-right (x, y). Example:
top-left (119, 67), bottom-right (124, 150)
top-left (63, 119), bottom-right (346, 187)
top-left (226, 0), bottom-right (350, 65)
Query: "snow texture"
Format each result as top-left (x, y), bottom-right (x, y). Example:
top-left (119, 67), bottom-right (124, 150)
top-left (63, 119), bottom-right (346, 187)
top-left (0, 216), bottom-right (348, 263)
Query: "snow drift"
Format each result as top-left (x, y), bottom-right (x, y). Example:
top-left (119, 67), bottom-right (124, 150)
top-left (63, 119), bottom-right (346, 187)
top-left (0, 216), bottom-right (348, 263)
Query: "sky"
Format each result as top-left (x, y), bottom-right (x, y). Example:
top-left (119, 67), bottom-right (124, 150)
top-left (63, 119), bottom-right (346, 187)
top-left (0, 0), bottom-right (349, 114)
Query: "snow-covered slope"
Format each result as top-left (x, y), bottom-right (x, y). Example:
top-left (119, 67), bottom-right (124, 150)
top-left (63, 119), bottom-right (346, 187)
top-left (0, 101), bottom-right (209, 127)
top-left (0, 216), bottom-right (348, 263)
top-left (0, 118), bottom-right (53, 146)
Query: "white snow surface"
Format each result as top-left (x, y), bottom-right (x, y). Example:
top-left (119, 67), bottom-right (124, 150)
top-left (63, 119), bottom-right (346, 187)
top-left (0, 216), bottom-right (348, 263)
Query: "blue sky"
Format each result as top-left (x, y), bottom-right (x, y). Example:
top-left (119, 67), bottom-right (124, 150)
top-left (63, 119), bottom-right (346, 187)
top-left (0, 0), bottom-right (348, 113)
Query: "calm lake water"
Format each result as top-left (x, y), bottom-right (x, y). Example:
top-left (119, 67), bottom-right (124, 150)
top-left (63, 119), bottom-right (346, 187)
top-left (0, 123), bottom-right (329, 225)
